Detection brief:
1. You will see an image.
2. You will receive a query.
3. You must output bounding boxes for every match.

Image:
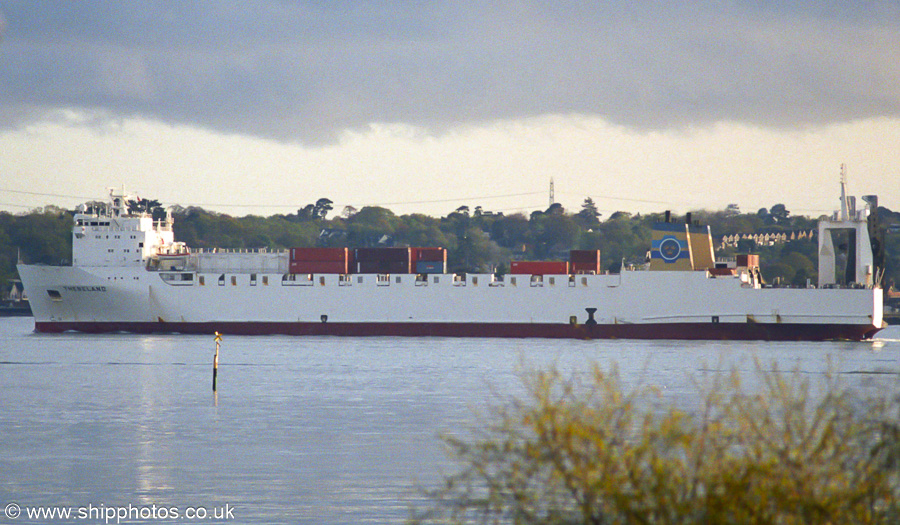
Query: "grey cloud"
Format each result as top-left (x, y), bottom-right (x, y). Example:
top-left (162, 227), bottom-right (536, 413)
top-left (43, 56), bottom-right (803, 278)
top-left (1, 0), bottom-right (898, 143)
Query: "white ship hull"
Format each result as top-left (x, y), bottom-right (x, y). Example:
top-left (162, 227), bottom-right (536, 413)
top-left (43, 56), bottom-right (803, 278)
top-left (18, 184), bottom-right (885, 341)
top-left (18, 264), bottom-right (883, 341)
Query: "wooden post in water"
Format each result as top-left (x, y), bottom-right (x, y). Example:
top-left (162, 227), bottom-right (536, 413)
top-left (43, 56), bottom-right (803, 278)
top-left (213, 331), bottom-right (222, 392)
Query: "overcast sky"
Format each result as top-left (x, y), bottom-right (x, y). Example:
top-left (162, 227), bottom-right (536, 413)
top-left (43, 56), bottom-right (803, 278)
top-left (1, 1), bottom-right (899, 218)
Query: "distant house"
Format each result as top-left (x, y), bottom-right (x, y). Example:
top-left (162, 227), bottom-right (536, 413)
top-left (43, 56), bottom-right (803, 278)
top-left (317, 228), bottom-right (348, 244)
top-left (5, 280), bottom-right (27, 303)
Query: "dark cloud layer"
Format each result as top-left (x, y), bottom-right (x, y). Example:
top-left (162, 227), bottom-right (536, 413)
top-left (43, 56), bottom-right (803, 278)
top-left (1, 1), bottom-right (898, 143)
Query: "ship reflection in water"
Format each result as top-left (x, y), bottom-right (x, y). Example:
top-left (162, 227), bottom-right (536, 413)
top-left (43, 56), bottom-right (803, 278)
top-left (2, 317), bottom-right (899, 524)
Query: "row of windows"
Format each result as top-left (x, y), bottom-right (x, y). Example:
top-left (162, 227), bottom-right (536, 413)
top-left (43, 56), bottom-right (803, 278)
top-left (184, 274), bottom-right (595, 288)
top-left (201, 275), bottom-right (268, 286)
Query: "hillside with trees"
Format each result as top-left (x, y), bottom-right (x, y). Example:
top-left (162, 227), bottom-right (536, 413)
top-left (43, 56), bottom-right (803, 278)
top-left (3, 198), bottom-right (899, 294)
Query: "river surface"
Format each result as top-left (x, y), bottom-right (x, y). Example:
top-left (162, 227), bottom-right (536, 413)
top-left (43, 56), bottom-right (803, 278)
top-left (2, 316), bottom-right (899, 524)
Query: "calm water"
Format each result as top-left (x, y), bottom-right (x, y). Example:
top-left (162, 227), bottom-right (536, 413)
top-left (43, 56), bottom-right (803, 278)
top-left (2, 316), bottom-right (899, 524)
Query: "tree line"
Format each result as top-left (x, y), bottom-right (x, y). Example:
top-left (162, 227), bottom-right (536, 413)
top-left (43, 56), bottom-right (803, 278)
top-left (3, 198), bottom-right (900, 292)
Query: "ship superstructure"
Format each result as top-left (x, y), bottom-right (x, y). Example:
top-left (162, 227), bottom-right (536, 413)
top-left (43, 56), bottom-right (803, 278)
top-left (18, 184), bottom-right (884, 340)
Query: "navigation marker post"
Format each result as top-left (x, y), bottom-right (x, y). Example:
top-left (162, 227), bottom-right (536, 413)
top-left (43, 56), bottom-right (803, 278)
top-left (213, 331), bottom-right (222, 392)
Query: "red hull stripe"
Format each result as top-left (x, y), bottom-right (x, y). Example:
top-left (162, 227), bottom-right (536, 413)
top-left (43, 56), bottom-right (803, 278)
top-left (33, 321), bottom-right (880, 341)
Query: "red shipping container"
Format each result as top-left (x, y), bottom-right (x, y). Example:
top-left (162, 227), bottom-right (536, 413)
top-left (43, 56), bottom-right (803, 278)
top-left (510, 261), bottom-right (569, 275)
top-left (290, 247), bottom-right (348, 262)
top-left (289, 260), bottom-right (348, 274)
top-left (355, 260), bottom-right (412, 274)
top-left (570, 250), bottom-right (601, 274)
top-left (354, 247), bottom-right (412, 263)
top-left (571, 262), bottom-right (601, 274)
top-left (570, 250), bottom-right (601, 264)
top-left (736, 254), bottom-right (759, 267)
top-left (412, 247), bottom-right (447, 262)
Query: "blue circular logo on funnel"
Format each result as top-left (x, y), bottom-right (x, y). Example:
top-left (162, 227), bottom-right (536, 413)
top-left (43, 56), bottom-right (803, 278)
top-left (659, 236), bottom-right (682, 262)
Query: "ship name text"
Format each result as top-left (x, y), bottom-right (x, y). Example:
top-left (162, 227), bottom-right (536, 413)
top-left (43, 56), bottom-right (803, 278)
top-left (62, 285), bottom-right (108, 292)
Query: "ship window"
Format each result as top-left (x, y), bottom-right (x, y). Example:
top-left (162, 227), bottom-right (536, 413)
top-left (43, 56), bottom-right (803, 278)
top-left (262, 276), bottom-right (269, 285)
top-left (231, 276), bottom-right (237, 286)
top-left (47, 290), bottom-right (62, 301)
top-left (138, 242), bottom-right (143, 248)
top-left (218, 274), bottom-right (225, 286)
top-left (199, 276), bottom-right (205, 286)
top-left (357, 276), bottom-right (364, 284)
top-left (161, 272), bottom-right (194, 283)
top-left (510, 277), bottom-right (517, 286)
top-left (472, 276), bottom-right (478, 286)
top-left (548, 277), bottom-right (555, 286)
top-left (433, 276), bottom-right (440, 284)
top-left (250, 274), bottom-right (257, 286)
top-left (395, 276), bottom-right (402, 284)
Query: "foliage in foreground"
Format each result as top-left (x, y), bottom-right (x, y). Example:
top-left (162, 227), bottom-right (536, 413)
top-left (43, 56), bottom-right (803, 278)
top-left (414, 365), bottom-right (900, 524)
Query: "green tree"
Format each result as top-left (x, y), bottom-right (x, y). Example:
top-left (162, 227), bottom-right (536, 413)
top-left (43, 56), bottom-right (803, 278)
top-left (346, 206), bottom-right (400, 246)
top-left (489, 214), bottom-right (531, 253)
top-left (448, 227), bottom-right (508, 273)
top-left (395, 213), bottom-right (449, 248)
top-left (575, 197), bottom-right (601, 227)
top-left (415, 364), bottom-right (900, 524)
top-left (293, 197), bottom-right (334, 222)
top-left (126, 198), bottom-right (162, 215)
top-left (532, 213), bottom-right (579, 259)
top-left (545, 202), bottom-right (565, 215)
top-left (313, 198), bottom-right (333, 220)
top-left (769, 203), bottom-right (790, 224)
top-left (11, 210), bottom-right (73, 266)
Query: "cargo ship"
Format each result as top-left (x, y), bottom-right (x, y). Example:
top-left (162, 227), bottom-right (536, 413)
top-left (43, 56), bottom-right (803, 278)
top-left (17, 183), bottom-right (883, 341)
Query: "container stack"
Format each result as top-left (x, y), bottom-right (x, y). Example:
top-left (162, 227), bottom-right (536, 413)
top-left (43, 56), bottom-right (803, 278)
top-left (412, 247), bottom-right (447, 274)
top-left (289, 247), bottom-right (350, 274)
top-left (510, 261), bottom-right (570, 275)
top-left (736, 254), bottom-right (760, 268)
top-left (354, 247), bottom-right (412, 274)
top-left (570, 250), bottom-right (601, 274)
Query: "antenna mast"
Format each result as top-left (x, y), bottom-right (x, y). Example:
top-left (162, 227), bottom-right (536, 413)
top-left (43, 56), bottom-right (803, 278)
top-left (839, 164), bottom-right (849, 221)
top-left (549, 178), bottom-right (555, 208)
